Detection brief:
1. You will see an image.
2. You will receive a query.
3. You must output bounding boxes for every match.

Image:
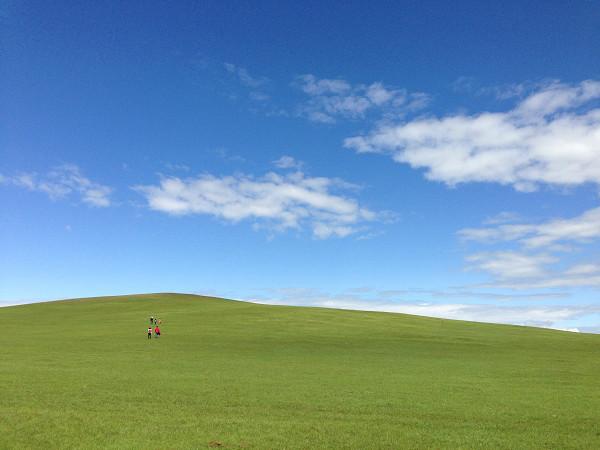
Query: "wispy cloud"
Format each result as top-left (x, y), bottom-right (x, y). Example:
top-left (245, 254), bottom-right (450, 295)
top-left (134, 171), bottom-right (381, 238)
top-left (164, 163), bottom-right (191, 172)
top-left (466, 251), bottom-right (557, 280)
top-left (459, 207), bottom-right (600, 289)
top-left (223, 62), bottom-right (272, 105)
top-left (452, 76), bottom-right (546, 100)
top-left (272, 155), bottom-right (304, 170)
top-left (460, 207), bottom-right (600, 249)
top-left (213, 147), bottom-right (246, 164)
top-left (294, 74), bottom-right (430, 123)
top-left (248, 91), bottom-right (270, 102)
top-left (483, 211), bottom-right (522, 225)
top-left (224, 63), bottom-right (268, 88)
top-left (246, 287), bottom-right (595, 331)
top-left (474, 270), bottom-right (600, 290)
top-left (297, 75), bottom-right (351, 95)
top-left (0, 164), bottom-right (112, 207)
top-left (345, 80), bottom-right (600, 191)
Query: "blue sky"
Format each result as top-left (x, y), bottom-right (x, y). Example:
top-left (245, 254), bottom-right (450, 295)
top-left (2, 0), bottom-right (600, 331)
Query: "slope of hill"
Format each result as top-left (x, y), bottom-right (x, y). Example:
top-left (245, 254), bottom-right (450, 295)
top-left (2, 293), bottom-right (599, 449)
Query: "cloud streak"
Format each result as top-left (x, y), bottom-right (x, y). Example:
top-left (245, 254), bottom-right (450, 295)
top-left (466, 251), bottom-right (557, 280)
top-left (460, 207), bottom-right (600, 249)
top-left (247, 287), bottom-right (595, 330)
top-left (224, 63), bottom-right (268, 88)
top-left (459, 207), bottom-right (600, 289)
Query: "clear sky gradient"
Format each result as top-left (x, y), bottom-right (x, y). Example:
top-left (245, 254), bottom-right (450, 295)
top-left (2, 0), bottom-right (600, 332)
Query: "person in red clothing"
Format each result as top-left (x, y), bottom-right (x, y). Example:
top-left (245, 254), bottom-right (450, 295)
top-left (154, 325), bottom-right (160, 338)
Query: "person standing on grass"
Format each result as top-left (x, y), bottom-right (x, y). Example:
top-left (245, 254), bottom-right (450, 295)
top-left (147, 326), bottom-right (152, 339)
top-left (154, 325), bottom-right (160, 338)
top-left (150, 316), bottom-right (154, 325)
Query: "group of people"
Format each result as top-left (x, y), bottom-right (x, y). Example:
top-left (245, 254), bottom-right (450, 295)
top-left (147, 316), bottom-right (162, 339)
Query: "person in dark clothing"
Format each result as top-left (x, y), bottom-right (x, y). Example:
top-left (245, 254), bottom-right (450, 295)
top-left (147, 327), bottom-right (152, 339)
top-left (150, 316), bottom-right (154, 324)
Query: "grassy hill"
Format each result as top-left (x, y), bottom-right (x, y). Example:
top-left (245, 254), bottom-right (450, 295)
top-left (2, 293), bottom-right (599, 449)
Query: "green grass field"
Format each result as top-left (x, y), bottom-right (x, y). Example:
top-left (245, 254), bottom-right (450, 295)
top-left (2, 293), bottom-right (600, 449)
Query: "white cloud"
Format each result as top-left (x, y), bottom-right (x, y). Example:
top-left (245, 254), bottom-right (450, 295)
top-left (1, 164), bottom-right (112, 207)
top-left (134, 171), bottom-right (379, 238)
top-left (295, 74), bottom-right (429, 123)
top-left (345, 80), bottom-right (600, 190)
top-left (272, 155), bottom-right (303, 170)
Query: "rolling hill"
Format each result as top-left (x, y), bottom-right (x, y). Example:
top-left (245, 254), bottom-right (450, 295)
top-left (2, 293), bottom-right (599, 449)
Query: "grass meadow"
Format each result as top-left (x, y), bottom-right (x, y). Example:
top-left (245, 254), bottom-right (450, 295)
top-left (2, 293), bottom-right (600, 449)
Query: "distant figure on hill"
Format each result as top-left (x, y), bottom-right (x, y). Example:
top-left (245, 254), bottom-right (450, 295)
top-left (154, 318), bottom-right (157, 325)
top-left (147, 327), bottom-right (152, 339)
top-left (150, 316), bottom-right (154, 325)
top-left (154, 326), bottom-right (160, 338)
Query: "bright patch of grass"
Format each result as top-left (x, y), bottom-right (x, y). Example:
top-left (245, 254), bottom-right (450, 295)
top-left (2, 293), bottom-right (600, 448)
